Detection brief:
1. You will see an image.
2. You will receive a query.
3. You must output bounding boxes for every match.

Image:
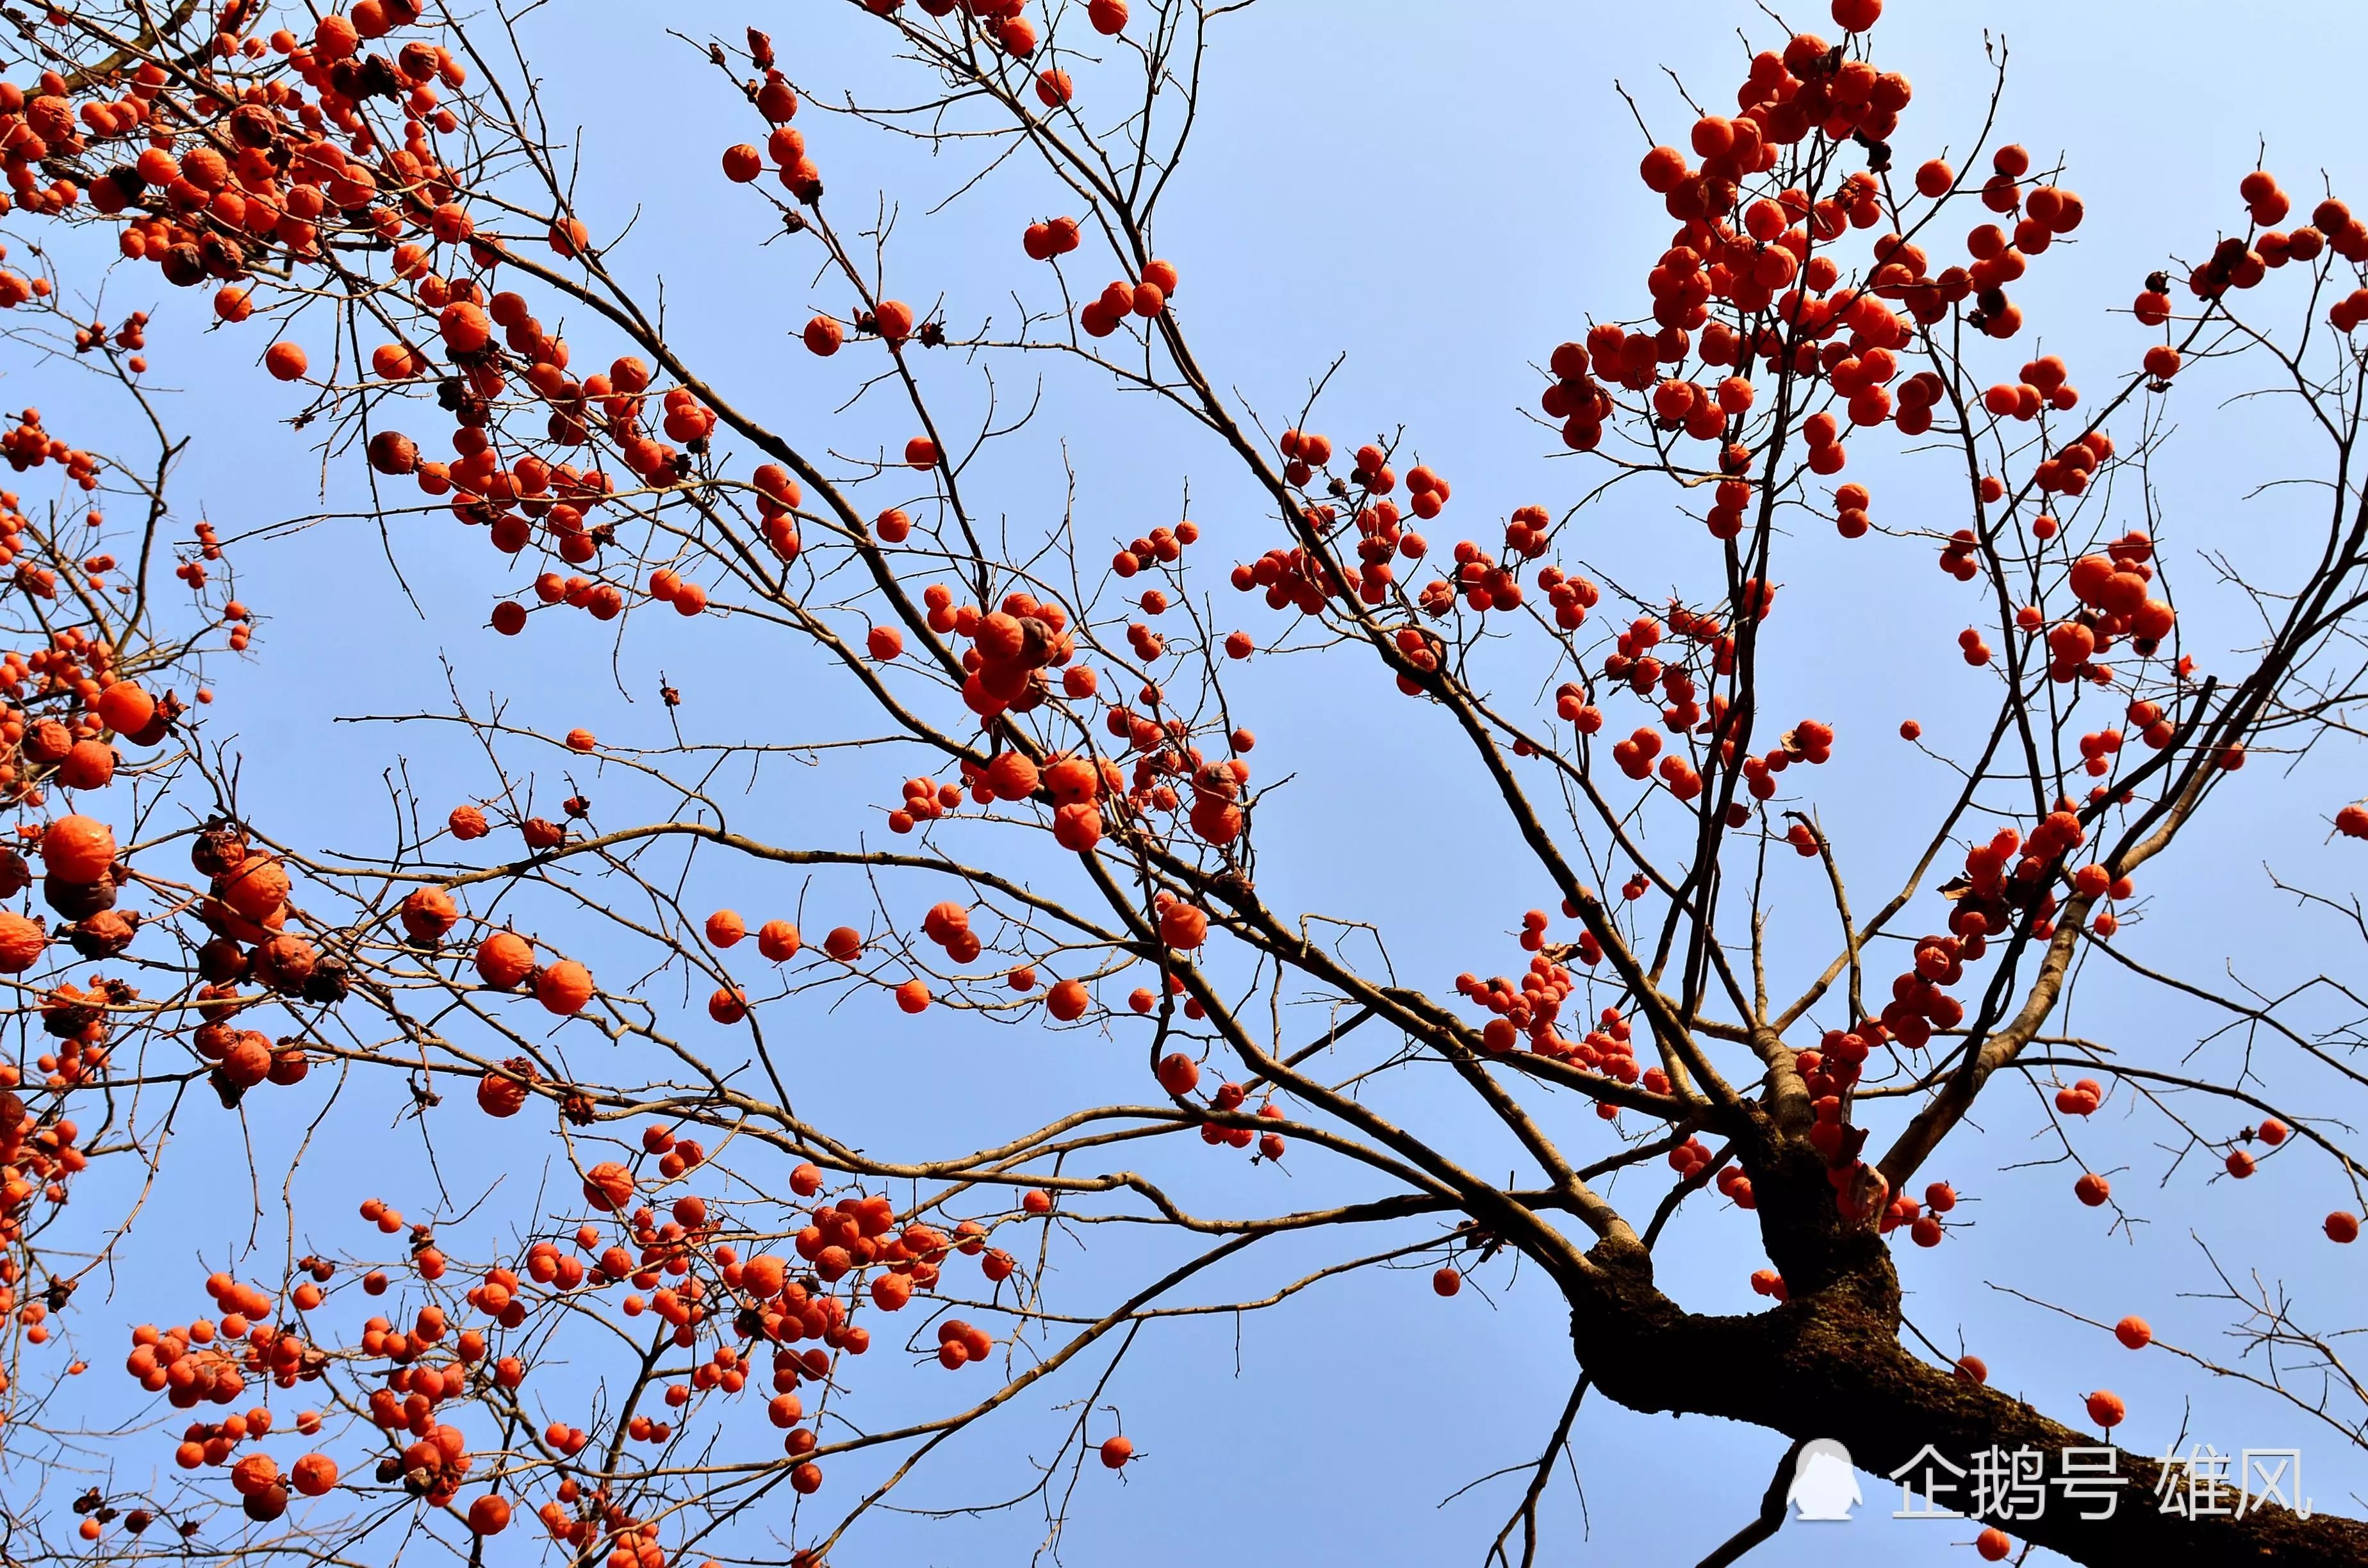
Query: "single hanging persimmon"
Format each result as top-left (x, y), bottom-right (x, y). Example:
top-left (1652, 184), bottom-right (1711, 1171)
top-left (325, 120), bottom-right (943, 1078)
top-left (42, 816), bottom-right (115, 882)
top-left (536, 958), bottom-right (593, 1015)
top-left (55, 740), bottom-right (116, 790)
top-left (399, 887), bottom-right (458, 942)
top-left (1046, 978), bottom-right (1089, 1020)
top-left (290, 1455), bottom-right (337, 1497)
top-left (218, 855), bottom-right (290, 922)
top-left (581, 1161), bottom-right (634, 1211)
top-left (475, 1061), bottom-right (533, 1117)
top-left (1158, 902), bottom-right (1209, 949)
top-left (0, 911), bottom-right (44, 972)
top-left (475, 933), bottom-right (534, 988)
top-left (94, 683), bottom-right (152, 734)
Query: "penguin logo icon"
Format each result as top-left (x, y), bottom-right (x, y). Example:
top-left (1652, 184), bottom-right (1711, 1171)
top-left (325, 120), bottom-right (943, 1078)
top-left (1786, 1439), bottom-right (1863, 1521)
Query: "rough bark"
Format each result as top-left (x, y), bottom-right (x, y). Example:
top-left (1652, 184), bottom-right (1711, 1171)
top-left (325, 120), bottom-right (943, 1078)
top-left (1568, 1234), bottom-right (2368, 1565)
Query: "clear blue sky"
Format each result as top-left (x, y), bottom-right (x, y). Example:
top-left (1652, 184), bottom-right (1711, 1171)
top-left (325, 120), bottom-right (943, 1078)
top-left (38, 2), bottom-right (2368, 1562)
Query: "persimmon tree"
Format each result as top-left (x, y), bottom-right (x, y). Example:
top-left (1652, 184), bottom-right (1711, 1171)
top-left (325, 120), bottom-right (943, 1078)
top-left (3, 1), bottom-right (2368, 1564)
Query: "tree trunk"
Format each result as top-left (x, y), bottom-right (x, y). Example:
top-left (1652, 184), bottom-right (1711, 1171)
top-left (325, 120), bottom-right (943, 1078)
top-left (1568, 1235), bottom-right (2368, 1565)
